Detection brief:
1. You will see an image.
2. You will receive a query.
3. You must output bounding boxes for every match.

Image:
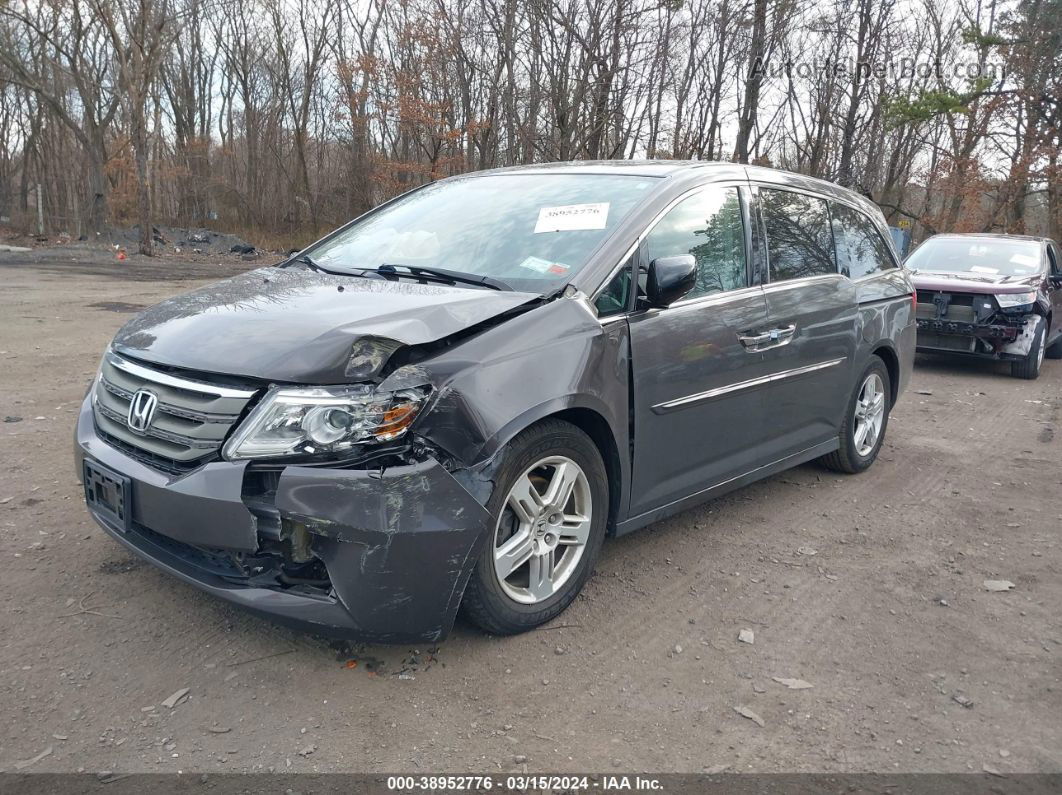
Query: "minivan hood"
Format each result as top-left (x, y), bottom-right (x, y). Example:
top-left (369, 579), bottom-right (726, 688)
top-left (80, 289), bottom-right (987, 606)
top-left (909, 270), bottom-right (1040, 294)
top-left (112, 266), bottom-right (540, 383)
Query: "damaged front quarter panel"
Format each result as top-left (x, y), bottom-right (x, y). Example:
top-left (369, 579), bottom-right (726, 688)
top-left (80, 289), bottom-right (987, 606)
top-left (1000, 313), bottom-right (1042, 357)
top-left (407, 294), bottom-right (631, 492)
top-left (275, 458), bottom-right (492, 643)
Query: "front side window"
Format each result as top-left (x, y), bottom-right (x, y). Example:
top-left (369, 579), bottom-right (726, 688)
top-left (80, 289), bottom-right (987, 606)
top-left (307, 173), bottom-right (658, 293)
top-left (644, 186), bottom-right (747, 300)
top-left (760, 189), bottom-right (835, 281)
top-left (831, 203), bottom-right (897, 279)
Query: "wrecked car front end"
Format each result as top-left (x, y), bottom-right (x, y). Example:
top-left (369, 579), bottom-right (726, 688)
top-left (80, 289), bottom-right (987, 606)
top-left (75, 351), bottom-right (493, 643)
top-left (74, 269), bottom-right (626, 643)
top-left (913, 287), bottom-right (1045, 360)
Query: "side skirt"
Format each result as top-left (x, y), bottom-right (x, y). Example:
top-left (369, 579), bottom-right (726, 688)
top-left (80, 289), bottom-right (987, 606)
top-left (613, 438), bottom-right (839, 537)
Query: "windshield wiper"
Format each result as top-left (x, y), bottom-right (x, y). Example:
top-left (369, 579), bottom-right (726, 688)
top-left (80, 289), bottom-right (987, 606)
top-left (377, 263), bottom-right (512, 291)
top-left (287, 253), bottom-right (335, 274)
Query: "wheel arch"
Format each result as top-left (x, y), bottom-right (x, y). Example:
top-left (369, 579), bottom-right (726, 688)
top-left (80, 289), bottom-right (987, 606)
top-left (869, 343), bottom-right (900, 406)
top-left (480, 398), bottom-right (627, 535)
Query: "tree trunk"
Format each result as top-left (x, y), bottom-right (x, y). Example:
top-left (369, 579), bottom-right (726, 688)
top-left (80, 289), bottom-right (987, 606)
top-left (734, 0), bottom-right (767, 163)
top-left (133, 107), bottom-right (153, 256)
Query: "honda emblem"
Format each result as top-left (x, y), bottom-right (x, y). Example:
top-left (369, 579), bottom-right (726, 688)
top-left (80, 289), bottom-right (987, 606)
top-left (127, 389), bottom-right (159, 434)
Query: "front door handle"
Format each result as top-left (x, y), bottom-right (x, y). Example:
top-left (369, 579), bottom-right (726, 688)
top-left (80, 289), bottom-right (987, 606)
top-left (739, 324), bottom-right (796, 351)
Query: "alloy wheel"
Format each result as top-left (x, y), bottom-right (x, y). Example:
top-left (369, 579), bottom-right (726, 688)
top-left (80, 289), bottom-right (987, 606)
top-left (853, 372), bottom-right (886, 457)
top-left (493, 456), bottom-right (593, 605)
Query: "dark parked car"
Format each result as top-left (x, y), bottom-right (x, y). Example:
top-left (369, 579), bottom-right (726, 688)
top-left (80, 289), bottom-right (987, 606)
top-left (907, 233), bottom-right (1062, 378)
top-left (75, 162), bottom-right (915, 642)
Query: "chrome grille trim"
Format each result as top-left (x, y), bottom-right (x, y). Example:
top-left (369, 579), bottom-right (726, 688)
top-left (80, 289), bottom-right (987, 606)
top-left (100, 378), bottom-right (238, 424)
top-left (105, 352), bottom-right (256, 399)
top-left (92, 352), bottom-right (259, 470)
top-left (94, 400), bottom-right (221, 450)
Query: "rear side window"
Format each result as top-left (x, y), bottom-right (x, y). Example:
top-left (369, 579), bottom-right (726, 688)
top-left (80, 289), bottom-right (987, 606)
top-left (644, 186), bottom-right (746, 299)
top-left (760, 189), bottom-right (835, 281)
top-left (831, 203), bottom-right (896, 278)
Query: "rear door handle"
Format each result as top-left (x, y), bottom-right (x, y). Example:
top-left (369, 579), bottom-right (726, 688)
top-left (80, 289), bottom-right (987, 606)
top-left (739, 324), bottom-right (796, 351)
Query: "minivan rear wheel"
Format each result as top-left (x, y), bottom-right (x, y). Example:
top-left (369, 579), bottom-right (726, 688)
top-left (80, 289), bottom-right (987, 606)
top-left (461, 419), bottom-right (608, 635)
top-left (820, 357), bottom-right (891, 474)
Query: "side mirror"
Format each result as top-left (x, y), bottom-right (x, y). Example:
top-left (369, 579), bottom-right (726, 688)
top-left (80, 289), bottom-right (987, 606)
top-left (646, 255), bottom-right (697, 308)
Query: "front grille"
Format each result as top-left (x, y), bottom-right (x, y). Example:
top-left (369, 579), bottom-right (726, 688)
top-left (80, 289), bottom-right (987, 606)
top-left (92, 352), bottom-right (258, 472)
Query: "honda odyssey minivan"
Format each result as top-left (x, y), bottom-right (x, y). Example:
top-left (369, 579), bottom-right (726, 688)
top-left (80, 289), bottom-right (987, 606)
top-left (75, 162), bottom-right (916, 642)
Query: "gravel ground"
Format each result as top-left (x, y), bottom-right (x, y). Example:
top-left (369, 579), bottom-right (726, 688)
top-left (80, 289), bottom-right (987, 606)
top-left (0, 254), bottom-right (1059, 775)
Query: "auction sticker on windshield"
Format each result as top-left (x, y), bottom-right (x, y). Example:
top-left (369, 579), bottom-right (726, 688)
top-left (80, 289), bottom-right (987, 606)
top-left (534, 202), bottom-right (609, 233)
top-left (517, 255), bottom-right (571, 275)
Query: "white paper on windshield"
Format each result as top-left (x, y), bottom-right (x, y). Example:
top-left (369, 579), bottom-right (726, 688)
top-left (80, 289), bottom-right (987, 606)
top-left (534, 203), bottom-right (609, 233)
top-left (1010, 253), bottom-right (1038, 267)
top-left (970, 265), bottom-right (999, 274)
top-left (517, 255), bottom-right (571, 275)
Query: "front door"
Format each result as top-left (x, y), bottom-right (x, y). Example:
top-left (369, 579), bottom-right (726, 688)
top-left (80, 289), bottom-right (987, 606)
top-left (627, 184), bottom-right (775, 517)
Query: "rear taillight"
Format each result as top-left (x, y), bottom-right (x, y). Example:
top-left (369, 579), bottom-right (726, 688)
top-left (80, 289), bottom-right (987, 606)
top-left (911, 291), bottom-right (917, 312)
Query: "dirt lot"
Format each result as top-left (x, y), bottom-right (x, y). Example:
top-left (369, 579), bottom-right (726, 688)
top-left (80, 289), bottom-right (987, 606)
top-left (0, 252), bottom-right (1059, 776)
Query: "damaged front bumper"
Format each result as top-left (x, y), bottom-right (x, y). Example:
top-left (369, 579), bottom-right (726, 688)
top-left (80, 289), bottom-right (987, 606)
top-left (74, 396), bottom-right (491, 643)
top-left (915, 313), bottom-right (1037, 360)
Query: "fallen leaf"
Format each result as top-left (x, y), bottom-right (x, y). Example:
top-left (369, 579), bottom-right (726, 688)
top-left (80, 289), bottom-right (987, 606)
top-left (345, 660), bottom-right (358, 669)
top-left (982, 764), bottom-right (1004, 777)
top-left (983, 580), bottom-right (1015, 592)
top-left (208, 726), bottom-right (232, 734)
top-left (161, 687), bottom-right (190, 709)
top-left (773, 677), bottom-right (813, 690)
top-left (797, 546), bottom-right (818, 556)
top-left (733, 705), bottom-right (765, 727)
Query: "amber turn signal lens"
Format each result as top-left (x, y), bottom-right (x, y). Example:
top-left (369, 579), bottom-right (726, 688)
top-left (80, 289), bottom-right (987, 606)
top-left (373, 402), bottom-right (420, 440)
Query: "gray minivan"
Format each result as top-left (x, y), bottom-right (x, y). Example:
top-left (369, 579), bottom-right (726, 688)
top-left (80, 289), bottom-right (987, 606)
top-left (75, 162), bottom-right (916, 642)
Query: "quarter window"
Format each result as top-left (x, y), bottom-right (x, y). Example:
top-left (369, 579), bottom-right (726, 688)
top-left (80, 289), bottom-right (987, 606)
top-left (594, 257), bottom-right (633, 317)
top-left (831, 203), bottom-right (897, 278)
top-left (644, 186), bottom-right (747, 300)
top-left (760, 189), bottom-right (835, 281)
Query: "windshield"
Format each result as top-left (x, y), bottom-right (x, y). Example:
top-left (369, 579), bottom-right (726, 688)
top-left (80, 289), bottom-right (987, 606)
top-left (306, 173), bottom-right (659, 291)
top-left (905, 237), bottom-right (1042, 278)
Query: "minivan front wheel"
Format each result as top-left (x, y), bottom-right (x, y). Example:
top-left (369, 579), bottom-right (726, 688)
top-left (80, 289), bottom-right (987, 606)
top-left (462, 420), bottom-right (608, 635)
top-left (820, 357), bottom-right (891, 474)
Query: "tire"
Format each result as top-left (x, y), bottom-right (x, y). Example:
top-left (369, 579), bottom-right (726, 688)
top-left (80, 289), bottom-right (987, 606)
top-left (820, 357), bottom-right (891, 475)
top-left (461, 419), bottom-right (608, 636)
top-left (1010, 316), bottom-right (1046, 379)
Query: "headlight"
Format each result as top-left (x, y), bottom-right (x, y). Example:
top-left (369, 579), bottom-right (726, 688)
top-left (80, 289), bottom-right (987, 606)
top-left (995, 291), bottom-right (1036, 308)
top-left (222, 383), bottom-right (430, 460)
